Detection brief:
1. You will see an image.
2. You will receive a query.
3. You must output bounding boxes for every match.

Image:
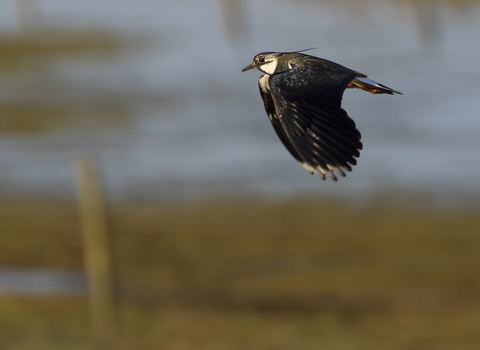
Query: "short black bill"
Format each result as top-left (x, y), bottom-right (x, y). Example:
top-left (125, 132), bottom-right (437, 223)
top-left (241, 63), bottom-right (256, 72)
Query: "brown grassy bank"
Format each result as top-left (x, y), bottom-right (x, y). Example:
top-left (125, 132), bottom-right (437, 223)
top-left (0, 198), bottom-right (479, 349)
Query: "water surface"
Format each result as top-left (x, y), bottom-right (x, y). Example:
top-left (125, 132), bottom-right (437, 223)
top-left (0, 0), bottom-right (479, 205)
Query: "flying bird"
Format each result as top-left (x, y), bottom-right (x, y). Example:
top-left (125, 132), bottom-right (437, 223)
top-left (242, 50), bottom-right (402, 181)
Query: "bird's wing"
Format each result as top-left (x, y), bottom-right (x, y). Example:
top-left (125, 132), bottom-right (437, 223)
top-left (258, 75), bottom-right (306, 166)
top-left (266, 65), bottom-right (362, 180)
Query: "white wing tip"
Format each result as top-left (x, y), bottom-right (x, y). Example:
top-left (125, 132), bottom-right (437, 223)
top-left (298, 162), bottom-right (349, 181)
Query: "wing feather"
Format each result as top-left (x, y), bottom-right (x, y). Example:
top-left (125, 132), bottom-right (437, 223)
top-left (258, 75), bottom-right (306, 165)
top-left (263, 65), bottom-right (362, 180)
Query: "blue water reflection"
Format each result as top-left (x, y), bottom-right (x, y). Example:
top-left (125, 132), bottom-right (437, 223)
top-left (0, 0), bottom-right (479, 205)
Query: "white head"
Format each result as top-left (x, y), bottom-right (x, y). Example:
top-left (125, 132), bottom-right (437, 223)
top-left (241, 52), bottom-right (281, 75)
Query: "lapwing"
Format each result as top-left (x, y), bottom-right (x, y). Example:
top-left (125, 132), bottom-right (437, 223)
top-left (242, 50), bottom-right (402, 181)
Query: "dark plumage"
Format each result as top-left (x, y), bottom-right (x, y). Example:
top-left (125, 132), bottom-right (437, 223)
top-left (242, 50), bottom-right (402, 181)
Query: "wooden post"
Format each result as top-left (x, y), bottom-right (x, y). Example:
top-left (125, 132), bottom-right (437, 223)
top-left (14, 0), bottom-right (41, 29)
top-left (218, 0), bottom-right (247, 41)
top-left (414, 0), bottom-right (442, 54)
top-left (75, 156), bottom-right (117, 339)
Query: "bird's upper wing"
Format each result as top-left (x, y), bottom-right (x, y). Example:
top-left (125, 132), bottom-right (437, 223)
top-left (263, 63), bottom-right (362, 180)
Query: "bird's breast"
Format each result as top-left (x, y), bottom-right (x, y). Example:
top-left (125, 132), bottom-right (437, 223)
top-left (258, 74), bottom-right (271, 93)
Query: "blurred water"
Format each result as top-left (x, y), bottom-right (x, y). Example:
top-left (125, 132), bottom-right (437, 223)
top-left (0, 0), bottom-right (480, 205)
top-left (0, 267), bottom-right (86, 296)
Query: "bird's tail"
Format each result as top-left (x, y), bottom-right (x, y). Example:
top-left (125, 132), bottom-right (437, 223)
top-left (348, 75), bottom-right (403, 95)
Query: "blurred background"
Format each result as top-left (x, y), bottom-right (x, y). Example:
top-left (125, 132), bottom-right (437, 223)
top-left (0, 0), bottom-right (480, 349)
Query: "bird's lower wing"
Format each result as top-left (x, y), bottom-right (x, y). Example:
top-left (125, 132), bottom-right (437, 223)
top-left (270, 94), bottom-right (362, 181)
top-left (260, 66), bottom-right (362, 180)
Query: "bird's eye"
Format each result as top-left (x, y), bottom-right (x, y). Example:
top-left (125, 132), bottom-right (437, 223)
top-left (258, 57), bottom-right (265, 63)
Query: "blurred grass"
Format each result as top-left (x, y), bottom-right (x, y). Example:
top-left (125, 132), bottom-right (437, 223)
top-left (0, 28), bottom-right (125, 73)
top-left (0, 198), bottom-right (480, 349)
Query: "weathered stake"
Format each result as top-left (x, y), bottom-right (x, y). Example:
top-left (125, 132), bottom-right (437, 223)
top-left (75, 156), bottom-right (116, 339)
top-left (14, 0), bottom-right (41, 29)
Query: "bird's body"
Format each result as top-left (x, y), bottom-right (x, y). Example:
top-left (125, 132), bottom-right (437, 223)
top-left (242, 51), bottom-right (402, 180)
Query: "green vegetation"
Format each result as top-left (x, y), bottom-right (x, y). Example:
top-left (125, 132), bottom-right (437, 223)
top-left (1, 198), bottom-right (479, 349)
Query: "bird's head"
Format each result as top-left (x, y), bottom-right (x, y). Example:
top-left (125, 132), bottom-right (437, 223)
top-left (242, 52), bottom-right (282, 75)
